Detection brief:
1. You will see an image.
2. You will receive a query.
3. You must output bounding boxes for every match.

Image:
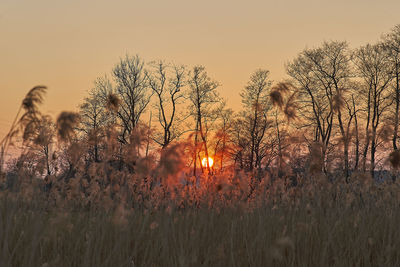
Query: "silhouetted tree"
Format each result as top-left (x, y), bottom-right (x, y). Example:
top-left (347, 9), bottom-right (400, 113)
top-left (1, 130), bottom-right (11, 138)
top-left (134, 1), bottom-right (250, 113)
top-left (353, 43), bottom-right (393, 177)
top-left (269, 82), bottom-right (298, 176)
top-left (79, 85), bottom-right (112, 162)
top-left (188, 66), bottom-right (220, 175)
top-left (382, 25), bottom-right (400, 150)
top-left (112, 54), bottom-right (152, 144)
top-left (240, 69), bottom-right (272, 170)
top-left (146, 61), bottom-right (186, 148)
top-left (345, 83), bottom-right (362, 172)
top-left (23, 115), bottom-right (55, 176)
top-left (287, 42), bottom-right (353, 177)
top-left (211, 103), bottom-right (234, 172)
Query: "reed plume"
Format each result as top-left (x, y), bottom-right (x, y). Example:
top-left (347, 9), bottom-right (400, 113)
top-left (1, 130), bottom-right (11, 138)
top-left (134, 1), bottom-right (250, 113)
top-left (22, 86), bottom-right (47, 112)
top-left (332, 92), bottom-right (345, 112)
top-left (272, 82), bottom-right (291, 94)
top-left (284, 92), bottom-right (298, 121)
top-left (56, 112), bottom-right (80, 142)
top-left (0, 86), bottom-right (47, 174)
top-left (106, 93), bottom-right (121, 112)
top-left (270, 90), bottom-right (284, 108)
top-left (270, 82), bottom-right (298, 121)
top-left (389, 150), bottom-right (400, 169)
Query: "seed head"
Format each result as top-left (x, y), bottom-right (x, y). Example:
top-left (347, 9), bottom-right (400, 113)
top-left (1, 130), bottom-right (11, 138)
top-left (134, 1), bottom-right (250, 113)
top-left (22, 86), bottom-right (47, 112)
top-left (389, 150), bottom-right (400, 169)
top-left (106, 93), bottom-right (121, 112)
top-left (270, 90), bottom-right (284, 107)
top-left (56, 112), bottom-right (80, 142)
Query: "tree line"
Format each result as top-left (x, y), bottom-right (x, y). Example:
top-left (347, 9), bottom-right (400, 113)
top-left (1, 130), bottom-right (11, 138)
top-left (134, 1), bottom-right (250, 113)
top-left (2, 24), bottom-right (400, 183)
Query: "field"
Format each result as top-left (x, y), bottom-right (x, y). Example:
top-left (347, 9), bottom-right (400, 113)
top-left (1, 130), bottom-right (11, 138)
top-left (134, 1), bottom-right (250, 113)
top-left (1, 169), bottom-right (400, 267)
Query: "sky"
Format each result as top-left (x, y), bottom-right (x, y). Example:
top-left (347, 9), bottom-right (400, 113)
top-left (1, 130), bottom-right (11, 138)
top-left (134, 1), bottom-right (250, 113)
top-left (1, 0), bottom-right (400, 142)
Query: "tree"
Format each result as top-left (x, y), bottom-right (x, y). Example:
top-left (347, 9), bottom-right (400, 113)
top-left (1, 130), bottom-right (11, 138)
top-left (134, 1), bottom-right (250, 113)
top-left (23, 115), bottom-right (55, 176)
top-left (287, 52), bottom-right (332, 173)
top-left (211, 103), bottom-right (234, 172)
top-left (344, 83), bottom-right (362, 172)
top-left (353, 43), bottom-right (393, 177)
top-left (112, 54), bottom-right (152, 144)
top-left (230, 113), bottom-right (248, 170)
top-left (269, 82), bottom-right (298, 176)
top-left (287, 42), bottom-right (353, 177)
top-left (79, 84), bottom-right (112, 162)
top-left (240, 69), bottom-right (272, 171)
top-left (382, 25), bottom-right (400, 150)
top-left (146, 61), bottom-right (186, 148)
top-left (188, 66), bottom-right (220, 175)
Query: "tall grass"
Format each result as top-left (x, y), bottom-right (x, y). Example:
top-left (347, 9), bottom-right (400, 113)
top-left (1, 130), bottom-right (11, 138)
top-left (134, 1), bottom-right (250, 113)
top-left (1, 87), bottom-right (400, 266)
top-left (0, 180), bottom-right (400, 267)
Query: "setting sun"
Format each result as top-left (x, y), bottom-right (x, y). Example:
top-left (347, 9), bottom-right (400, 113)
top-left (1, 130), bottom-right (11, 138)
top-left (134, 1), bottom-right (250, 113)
top-left (201, 157), bottom-right (214, 168)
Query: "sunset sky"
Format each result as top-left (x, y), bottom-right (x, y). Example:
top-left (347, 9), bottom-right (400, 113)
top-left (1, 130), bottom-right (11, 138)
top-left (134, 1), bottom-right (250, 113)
top-left (1, 0), bottom-right (400, 140)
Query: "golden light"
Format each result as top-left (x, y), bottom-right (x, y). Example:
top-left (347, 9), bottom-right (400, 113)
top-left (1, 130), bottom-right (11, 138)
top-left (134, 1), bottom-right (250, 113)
top-left (201, 157), bottom-right (214, 168)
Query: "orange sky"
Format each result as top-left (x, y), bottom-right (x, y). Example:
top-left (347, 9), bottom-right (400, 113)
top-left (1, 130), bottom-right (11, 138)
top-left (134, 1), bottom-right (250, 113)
top-left (1, 0), bottom-right (400, 142)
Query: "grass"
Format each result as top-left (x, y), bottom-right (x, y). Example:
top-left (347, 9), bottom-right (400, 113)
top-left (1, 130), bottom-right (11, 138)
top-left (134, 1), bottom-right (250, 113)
top-left (1, 86), bottom-right (400, 266)
top-left (0, 178), bottom-right (400, 267)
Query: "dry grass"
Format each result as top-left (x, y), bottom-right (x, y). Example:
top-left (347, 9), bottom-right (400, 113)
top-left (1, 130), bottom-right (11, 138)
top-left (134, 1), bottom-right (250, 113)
top-left (2, 84), bottom-right (400, 266)
top-left (0, 177), bottom-right (400, 267)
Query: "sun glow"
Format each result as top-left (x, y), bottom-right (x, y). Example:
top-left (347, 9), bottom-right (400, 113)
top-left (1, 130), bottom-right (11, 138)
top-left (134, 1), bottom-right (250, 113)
top-left (201, 157), bottom-right (214, 168)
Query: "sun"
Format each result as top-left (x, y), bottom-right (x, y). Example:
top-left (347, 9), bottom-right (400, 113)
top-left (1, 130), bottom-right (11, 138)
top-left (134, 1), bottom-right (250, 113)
top-left (201, 157), bottom-right (214, 168)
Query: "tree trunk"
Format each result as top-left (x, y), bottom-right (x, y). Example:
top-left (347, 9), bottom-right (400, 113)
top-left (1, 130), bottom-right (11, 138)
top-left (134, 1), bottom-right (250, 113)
top-left (353, 95), bottom-right (360, 171)
top-left (393, 69), bottom-right (399, 150)
top-left (337, 110), bottom-right (350, 180)
top-left (370, 128), bottom-right (376, 179)
top-left (193, 122), bottom-right (199, 176)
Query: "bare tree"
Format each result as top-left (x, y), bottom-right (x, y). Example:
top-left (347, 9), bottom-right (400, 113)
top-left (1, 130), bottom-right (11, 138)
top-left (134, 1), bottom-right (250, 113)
top-left (353, 43), bottom-right (393, 177)
top-left (211, 103), bottom-right (234, 172)
top-left (188, 66), bottom-right (220, 175)
top-left (240, 69), bottom-right (272, 171)
top-left (112, 54), bottom-right (152, 144)
top-left (32, 116), bottom-right (55, 176)
top-left (287, 42), bottom-right (353, 177)
top-left (230, 113), bottom-right (248, 170)
top-left (345, 84), bottom-right (362, 172)
top-left (287, 52), bottom-right (332, 173)
top-left (382, 25), bottom-right (400, 150)
top-left (146, 61), bottom-right (186, 148)
top-left (79, 86), bottom-right (112, 162)
top-left (269, 82), bottom-right (298, 176)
